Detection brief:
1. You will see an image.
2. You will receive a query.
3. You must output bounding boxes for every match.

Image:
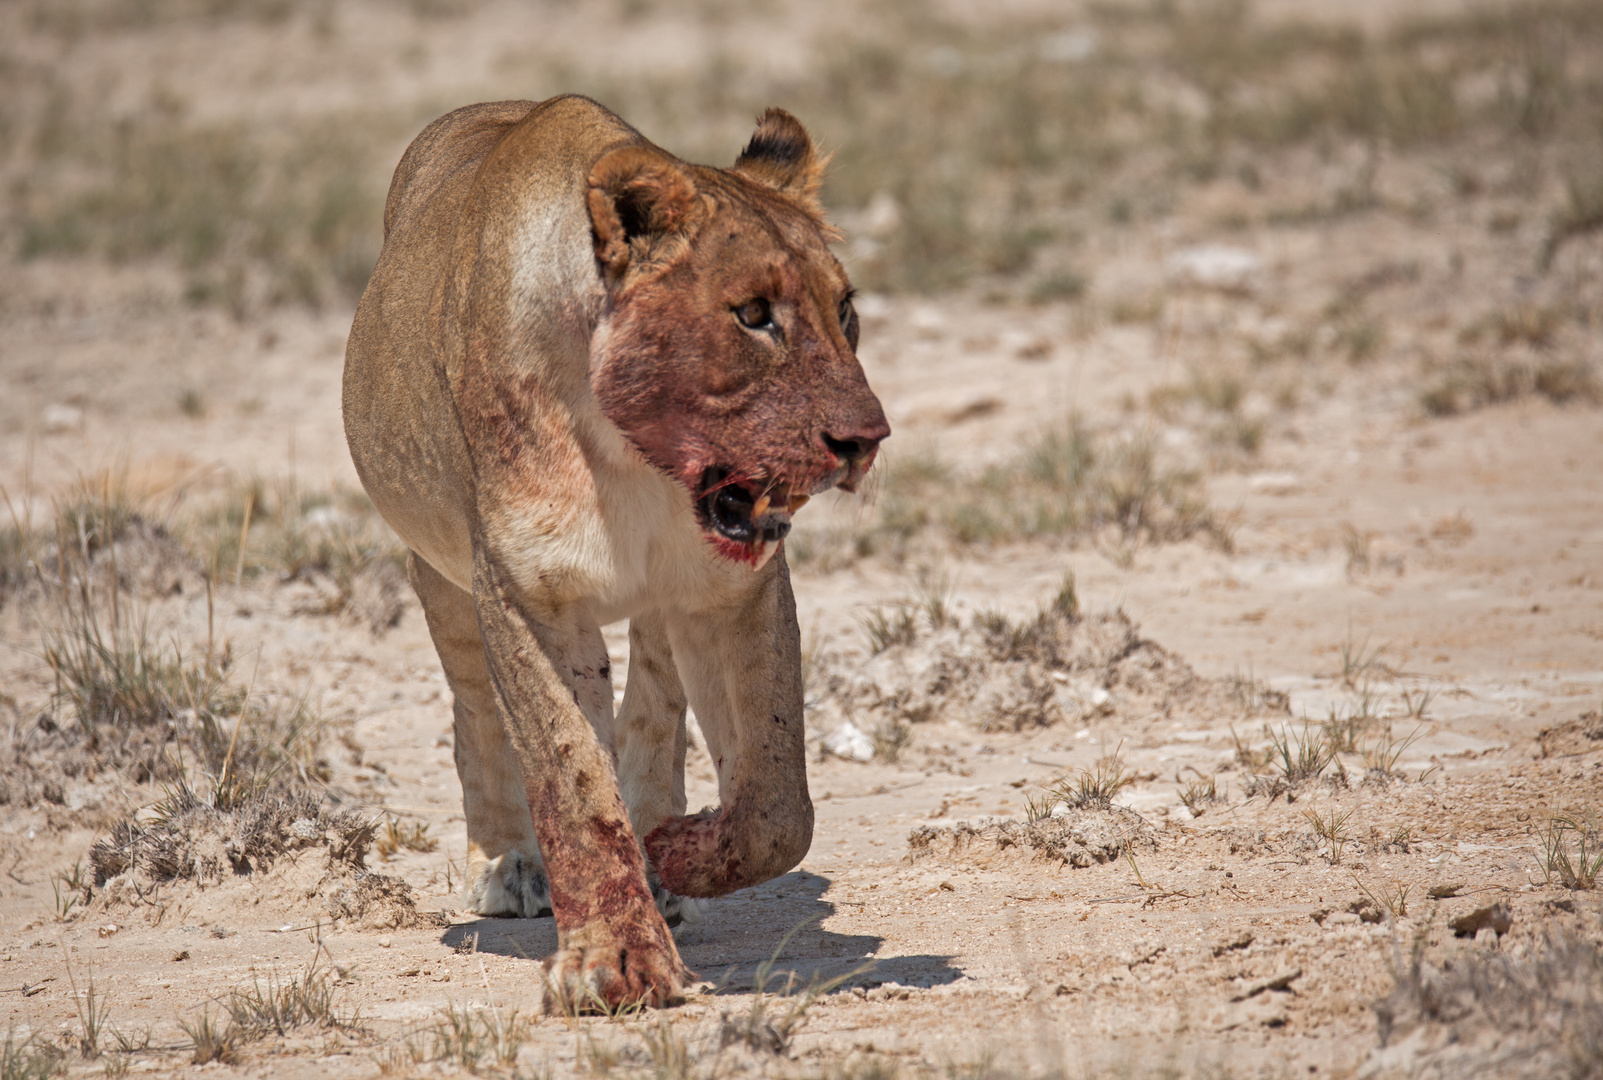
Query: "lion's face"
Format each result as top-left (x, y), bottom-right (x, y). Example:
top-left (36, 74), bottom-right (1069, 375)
top-left (587, 113), bottom-right (889, 566)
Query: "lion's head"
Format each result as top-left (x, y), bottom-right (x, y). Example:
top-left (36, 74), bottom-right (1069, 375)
top-left (586, 110), bottom-right (889, 566)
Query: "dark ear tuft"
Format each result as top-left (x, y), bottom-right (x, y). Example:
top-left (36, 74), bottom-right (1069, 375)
top-left (587, 145), bottom-right (698, 283)
top-left (732, 108), bottom-right (827, 209)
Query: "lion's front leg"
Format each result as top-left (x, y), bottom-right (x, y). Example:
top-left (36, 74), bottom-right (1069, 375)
top-left (643, 551), bottom-right (814, 898)
top-left (472, 548), bottom-right (687, 1012)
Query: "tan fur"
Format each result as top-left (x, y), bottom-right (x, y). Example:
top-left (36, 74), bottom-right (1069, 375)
top-left (343, 95), bottom-right (886, 1010)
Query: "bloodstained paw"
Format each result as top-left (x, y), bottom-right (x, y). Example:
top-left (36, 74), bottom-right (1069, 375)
top-left (540, 940), bottom-right (689, 1014)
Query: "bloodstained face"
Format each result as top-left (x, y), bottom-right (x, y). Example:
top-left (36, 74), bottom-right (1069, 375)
top-left (587, 111), bottom-right (889, 566)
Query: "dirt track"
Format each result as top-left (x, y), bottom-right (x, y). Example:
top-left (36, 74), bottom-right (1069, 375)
top-left (2, 1), bottom-right (1601, 1077)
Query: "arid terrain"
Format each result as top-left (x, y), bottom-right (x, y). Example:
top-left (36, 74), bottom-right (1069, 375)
top-left (1, 0), bottom-right (1601, 1077)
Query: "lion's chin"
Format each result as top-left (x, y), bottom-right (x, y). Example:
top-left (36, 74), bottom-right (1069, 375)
top-left (706, 531), bottom-right (784, 570)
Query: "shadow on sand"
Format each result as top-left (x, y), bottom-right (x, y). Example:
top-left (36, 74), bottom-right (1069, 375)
top-left (441, 868), bottom-right (964, 995)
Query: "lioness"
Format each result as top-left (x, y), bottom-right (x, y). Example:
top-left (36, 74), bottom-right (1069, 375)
top-left (343, 95), bottom-right (888, 1009)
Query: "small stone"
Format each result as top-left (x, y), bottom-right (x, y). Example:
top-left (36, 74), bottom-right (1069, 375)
top-left (378, 936), bottom-right (393, 948)
top-left (823, 721), bottom-right (875, 762)
top-left (41, 403), bottom-right (84, 434)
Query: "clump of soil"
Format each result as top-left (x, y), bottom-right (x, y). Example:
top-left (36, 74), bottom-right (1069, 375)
top-left (89, 789), bottom-right (443, 930)
top-left (814, 600), bottom-right (1286, 734)
top-left (907, 806), bottom-right (1156, 869)
top-left (1537, 710), bottom-right (1603, 758)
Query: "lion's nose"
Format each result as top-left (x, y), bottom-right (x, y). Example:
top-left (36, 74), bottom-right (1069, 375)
top-left (820, 395), bottom-right (890, 471)
top-left (821, 428), bottom-right (886, 468)
top-left (822, 433), bottom-right (873, 465)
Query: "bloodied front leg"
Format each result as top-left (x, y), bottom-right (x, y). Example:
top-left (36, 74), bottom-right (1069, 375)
top-left (644, 551), bottom-right (814, 898)
top-left (470, 546), bottom-right (687, 1011)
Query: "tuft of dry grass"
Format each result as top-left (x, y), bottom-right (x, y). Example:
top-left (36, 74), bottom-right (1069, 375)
top-left (858, 603), bottom-right (918, 655)
top-left (1176, 771), bottom-right (1225, 817)
top-left (223, 951), bottom-right (362, 1041)
top-left (179, 1009), bottom-right (238, 1067)
top-left (1537, 812), bottom-right (1603, 890)
top-left (1421, 354), bottom-right (1599, 417)
top-left (1304, 806), bottom-right (1355, 864)
top-left (0, 1027), bottom-right (66, 1080)
top-left (1027, 746), bottom-right (1135, 819)
top-left (375, 817), bottom-right (438, 860)
top-left (1266, 723), bottom-right (1336, 785)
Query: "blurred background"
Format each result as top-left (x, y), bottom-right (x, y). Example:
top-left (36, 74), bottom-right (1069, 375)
top-left (1, 0), bottom-right (1599, 570)
top-left (5, 0), bottom-right (1600, 309)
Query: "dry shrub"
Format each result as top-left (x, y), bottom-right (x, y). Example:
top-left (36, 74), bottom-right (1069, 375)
top-left (908, 806), bottom-right (1156, 870)
top-left (1421, 355), bottom-right (1599, 417)
top-left (90, 784), bottom-right (442, 930)
top-left (813, 586), bottom-right (1286, 736)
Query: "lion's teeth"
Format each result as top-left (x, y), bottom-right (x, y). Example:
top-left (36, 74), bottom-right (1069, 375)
top-left (752, 494), bottom-right (771, 518)
top-left (787, 494), bottom-right (810, 512)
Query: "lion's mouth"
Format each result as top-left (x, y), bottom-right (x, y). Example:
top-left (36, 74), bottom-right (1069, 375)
top-left (696, 467), bottom-right (811, 563)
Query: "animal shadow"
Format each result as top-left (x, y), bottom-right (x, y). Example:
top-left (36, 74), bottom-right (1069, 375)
top-left (441, 868), bottom-right (965, 994)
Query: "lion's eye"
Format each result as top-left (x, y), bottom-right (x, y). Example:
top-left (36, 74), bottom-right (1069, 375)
top-left (734, 298), bottom-right (773, 330)
top-left (837, 297), bottom-right (854, 329)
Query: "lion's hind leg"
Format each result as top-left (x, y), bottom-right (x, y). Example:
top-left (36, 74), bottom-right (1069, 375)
top-left (615, 611), bottom-right (702, 927)
top-left (409, 552), bottom-right (552, 918)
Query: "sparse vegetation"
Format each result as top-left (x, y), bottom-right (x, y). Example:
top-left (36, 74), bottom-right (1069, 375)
top-left (63, 955), bottom-right (109, 1058)
top-left (869, 718), bottom-right (912, 764)
top-left (1266, 723), bottom-right (1336, 785)
top-left (1027, 747), bottom-right (1135, 819)
top-left (179, 1008), bottom-right (238, 1067)
top-left (1420, 353), bottom-right (1599, 417)
top-left (1304, 806), bottom-right (1355, 864)
top-left (225, 951), bottom-right (361, 1040)
top-left (1362, 722), bottom-right (1422, 777)
top-left (1538, 812), bottom-right (1603, 890)
top-left (1354, 877), bottom-right (1410, 920)
top-left (0, 1028), bottom-right (66, 1080)
top-left (875, 417), bottom-right (1220, 553)
top-left (859, 603), bottom-right (918, 655)
top-left (1377, 927), bottom-right (1603, 1078)
top-left (380, 1001), bottom-right (527, 1074)
top-left (375, 817), bottom-right (438, 860)
top-left (1177, 771), bottom-right (1224, 817)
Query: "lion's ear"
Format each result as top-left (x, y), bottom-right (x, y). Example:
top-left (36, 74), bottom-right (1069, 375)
top-left (732, 108), bottom-right (826, 208)
top-left (587, 145), bottom-right (697, 282)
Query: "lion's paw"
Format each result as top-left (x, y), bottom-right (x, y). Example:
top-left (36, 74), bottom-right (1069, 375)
top-left (540, 942), bottom-right (687, 1013)
top-left (464, 850), bottom-right (553, 918)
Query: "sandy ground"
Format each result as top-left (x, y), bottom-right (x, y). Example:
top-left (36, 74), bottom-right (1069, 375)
top-left (2, 2), bottom-right (1602, 1078)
